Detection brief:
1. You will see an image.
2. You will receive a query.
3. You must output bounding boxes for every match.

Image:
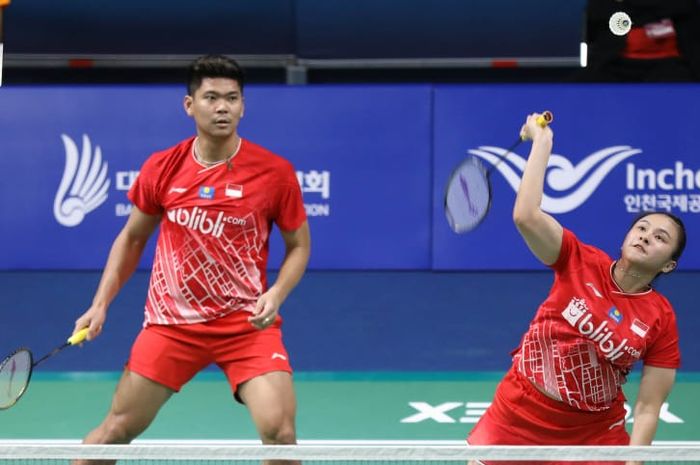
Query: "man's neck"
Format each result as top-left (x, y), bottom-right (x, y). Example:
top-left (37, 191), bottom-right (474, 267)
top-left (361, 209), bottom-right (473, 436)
top-left (195, 135), bottom-right (240, 164)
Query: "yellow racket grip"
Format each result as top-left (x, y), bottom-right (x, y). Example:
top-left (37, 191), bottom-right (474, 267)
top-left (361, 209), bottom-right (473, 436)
top-left (67, 327), bottom-right (90, 345)
top-left (536, 111), bottom-right (554, 127)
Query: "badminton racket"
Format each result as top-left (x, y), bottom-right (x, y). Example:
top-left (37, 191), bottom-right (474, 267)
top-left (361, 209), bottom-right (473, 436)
top-left (0, 327), bottom-right (89, 409)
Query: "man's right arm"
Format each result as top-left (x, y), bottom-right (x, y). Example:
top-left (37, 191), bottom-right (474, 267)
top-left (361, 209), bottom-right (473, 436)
top-left (74, 206), bottom-right (161, 340)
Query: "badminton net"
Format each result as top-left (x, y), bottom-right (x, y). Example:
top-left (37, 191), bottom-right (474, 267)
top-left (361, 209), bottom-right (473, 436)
top-left (1, 444), bottom-right (700, 464)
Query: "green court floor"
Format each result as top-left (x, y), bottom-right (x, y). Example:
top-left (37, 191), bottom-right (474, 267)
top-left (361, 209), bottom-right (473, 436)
top-left (2, 372), bottom-right (699, 442)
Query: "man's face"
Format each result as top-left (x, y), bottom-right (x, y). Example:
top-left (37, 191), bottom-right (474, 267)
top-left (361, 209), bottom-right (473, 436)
top-left (184, 77), bottom-right (244, 139)
top-left (621, 214), bottom-right (679, 275)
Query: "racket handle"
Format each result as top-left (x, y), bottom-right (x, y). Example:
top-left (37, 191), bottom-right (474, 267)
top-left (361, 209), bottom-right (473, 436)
top-left (67, 327), bottom-right (90, 345)
top-left (520, 111), bottom-right (554, 141)
top-left (535, 111), bottom-right (553, 127)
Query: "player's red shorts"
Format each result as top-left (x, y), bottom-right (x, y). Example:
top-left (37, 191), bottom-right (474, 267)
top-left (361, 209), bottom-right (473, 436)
top-left (126, 310), bottom-right (292, 400)
top-left (467, 367), bottom-right (629, 465)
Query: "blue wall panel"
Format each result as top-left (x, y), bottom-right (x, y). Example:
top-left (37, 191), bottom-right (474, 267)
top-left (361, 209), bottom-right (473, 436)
top-left (0, 84), bottom-right (433, 270)
top-left (432, 84), bottom-right (700, 270)
top-left (0, 84), bottom-right (697, 377)
top-left (1, 83), bottom-right (699, 271)
top-left (243, 86), bottom-right (433, 269)
top-left (1, 271), bottom-right (697, 372)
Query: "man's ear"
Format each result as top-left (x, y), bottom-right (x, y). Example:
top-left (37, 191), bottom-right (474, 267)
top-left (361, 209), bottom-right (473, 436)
top-left (184, 95), bottom-right (193, 116)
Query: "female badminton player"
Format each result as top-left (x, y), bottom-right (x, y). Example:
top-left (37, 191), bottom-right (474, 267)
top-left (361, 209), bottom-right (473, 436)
top-left (466, 113), bottom-right (687, 463)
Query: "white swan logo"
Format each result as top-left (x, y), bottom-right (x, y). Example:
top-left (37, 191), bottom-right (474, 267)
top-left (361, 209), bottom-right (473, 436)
top-left (54, 134), bottom-right (111, 227)
top-left (469, 145), bottom-right (642, 213)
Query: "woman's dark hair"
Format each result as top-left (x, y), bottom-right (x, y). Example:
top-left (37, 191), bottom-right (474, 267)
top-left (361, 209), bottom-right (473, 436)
top-left (186, 55), bottom-right (245, 96)
top-left (630, 211), bottom-right (686, 262)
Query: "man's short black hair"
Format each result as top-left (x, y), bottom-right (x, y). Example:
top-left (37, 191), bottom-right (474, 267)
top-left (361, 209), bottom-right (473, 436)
top-left (187, 55), bottom-right (245, 96)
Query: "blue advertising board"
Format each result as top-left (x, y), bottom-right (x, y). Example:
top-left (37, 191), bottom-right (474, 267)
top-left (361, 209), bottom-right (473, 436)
top-left (0, 85), bottom-right (433, 270)
top-left (432, 84), bottom-right (700, 270)
top-left (0, 84), bottom-right (698, 271)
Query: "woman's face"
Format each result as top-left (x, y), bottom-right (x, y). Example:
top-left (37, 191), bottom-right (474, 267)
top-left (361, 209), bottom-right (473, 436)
top-left (621, 214), bottom-right (681, 275)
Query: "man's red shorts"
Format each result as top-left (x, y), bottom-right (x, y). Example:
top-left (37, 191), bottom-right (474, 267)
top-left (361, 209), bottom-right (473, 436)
top-left (467, 367), bottom-right (629, 465)
top-left (126, 310), bottom-right (292, 399)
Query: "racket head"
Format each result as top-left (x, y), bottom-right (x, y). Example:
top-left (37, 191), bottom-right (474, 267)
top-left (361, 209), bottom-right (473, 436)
top-left (443, 156), bottom-right (492, 233)
top-left (0, 348), bottom-right (33, 409)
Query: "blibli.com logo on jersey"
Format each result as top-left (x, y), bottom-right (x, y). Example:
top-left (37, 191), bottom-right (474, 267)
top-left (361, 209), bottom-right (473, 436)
top-left (562, 298), bottom-right (633, 362)
top-left (166, 207), bottom-right (246, 238)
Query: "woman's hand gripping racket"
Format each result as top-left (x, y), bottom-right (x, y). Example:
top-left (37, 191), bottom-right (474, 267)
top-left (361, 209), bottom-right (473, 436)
top-left (0, 327), bottom-right (89, 409)
top-left (444, 111), bottom-right (553, 233)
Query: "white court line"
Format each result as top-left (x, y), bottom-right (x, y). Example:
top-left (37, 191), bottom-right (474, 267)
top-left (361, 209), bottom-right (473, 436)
top-left (0, 439), bottom-right (698, 446)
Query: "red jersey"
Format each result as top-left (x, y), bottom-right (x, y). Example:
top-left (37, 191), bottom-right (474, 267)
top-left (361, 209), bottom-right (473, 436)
top-left (128, 137), bottom-right (306, 325)
top-left (513, 229), bottom-right (680, 412)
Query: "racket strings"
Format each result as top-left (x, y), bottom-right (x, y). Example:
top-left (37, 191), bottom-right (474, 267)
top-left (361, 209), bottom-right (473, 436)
top-left (7, 358), bottom-right (16, 397)
top-left (458, 173), bottom-right (480, 216)
top-left (0, 350), bottom-right (32, 408)
top-left (445, 157), bottom-right (491, 232)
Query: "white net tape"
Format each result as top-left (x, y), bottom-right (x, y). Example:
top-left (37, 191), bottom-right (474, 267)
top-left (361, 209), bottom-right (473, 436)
top-left (0, 445), bottom-right (700, 461)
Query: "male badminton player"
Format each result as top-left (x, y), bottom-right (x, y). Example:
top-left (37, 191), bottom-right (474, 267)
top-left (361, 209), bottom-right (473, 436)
top-left (72, 55), bottom-right (310, 465)
top-left (466, 113), bottom-right (686, 464)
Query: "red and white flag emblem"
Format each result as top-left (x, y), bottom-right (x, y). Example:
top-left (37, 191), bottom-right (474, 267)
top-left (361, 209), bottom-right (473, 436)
top-left (631, 318), bottom-right (649, 337)
top-left (225, 183), bottom-right (243, 198)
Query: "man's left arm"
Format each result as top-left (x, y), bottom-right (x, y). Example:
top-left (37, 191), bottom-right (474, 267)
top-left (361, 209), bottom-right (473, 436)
top-left (249, 221), bottom-right (311, 328)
